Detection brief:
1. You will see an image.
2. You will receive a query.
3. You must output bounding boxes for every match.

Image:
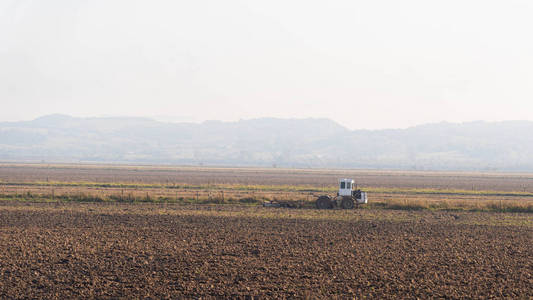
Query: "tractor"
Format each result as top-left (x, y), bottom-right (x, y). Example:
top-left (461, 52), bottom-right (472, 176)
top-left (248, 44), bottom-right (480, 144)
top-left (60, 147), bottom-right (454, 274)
top-left (316, 178), bottom-right (367, 209)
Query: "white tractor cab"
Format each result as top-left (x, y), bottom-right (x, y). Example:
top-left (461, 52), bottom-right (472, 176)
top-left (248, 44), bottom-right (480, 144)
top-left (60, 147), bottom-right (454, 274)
top-left (316, 178), bottom-right (367, 209)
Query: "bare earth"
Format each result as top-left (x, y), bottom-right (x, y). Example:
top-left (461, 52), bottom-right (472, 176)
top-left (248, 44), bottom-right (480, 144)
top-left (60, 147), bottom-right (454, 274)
top-left (0, 202), bottom-right (531, 299)
top-left (0, 164), bottom-right (532, 298)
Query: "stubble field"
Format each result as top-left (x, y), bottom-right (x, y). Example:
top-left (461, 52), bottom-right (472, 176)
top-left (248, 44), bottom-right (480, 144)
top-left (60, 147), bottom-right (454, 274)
top-left (1, 163), bottom-right (533, 212)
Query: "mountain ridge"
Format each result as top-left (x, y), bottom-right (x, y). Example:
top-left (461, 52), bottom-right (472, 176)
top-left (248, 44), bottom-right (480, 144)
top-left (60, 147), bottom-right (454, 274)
top-left (1, 115), bottom-right (532, 171)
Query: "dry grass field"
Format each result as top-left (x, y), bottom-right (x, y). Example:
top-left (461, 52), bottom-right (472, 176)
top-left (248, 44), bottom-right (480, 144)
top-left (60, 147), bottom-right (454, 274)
top-left (0, 163), bottom-right (532, 298)
top-left (1, 163), bottom-right (532, 212)
top-left (2, 163), bottom-right (533, 191)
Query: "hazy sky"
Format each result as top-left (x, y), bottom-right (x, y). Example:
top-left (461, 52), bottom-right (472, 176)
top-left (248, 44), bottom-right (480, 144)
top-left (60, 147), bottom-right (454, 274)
top-left (1, 0), bottom-right (532, 129)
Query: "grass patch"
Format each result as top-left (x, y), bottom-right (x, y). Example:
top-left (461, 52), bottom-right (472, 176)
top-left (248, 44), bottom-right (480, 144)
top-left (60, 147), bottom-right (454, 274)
top-left (370, 198), bottom-right (533, 213)
top-left (1, 181), bottom-right (533, 213)
top-left (2, 181), bottom-right (533, 198)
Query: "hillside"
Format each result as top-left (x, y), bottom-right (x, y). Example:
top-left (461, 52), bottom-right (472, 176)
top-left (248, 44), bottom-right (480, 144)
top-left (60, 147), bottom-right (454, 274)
top-left (1, 115), bottom-right (532, 171)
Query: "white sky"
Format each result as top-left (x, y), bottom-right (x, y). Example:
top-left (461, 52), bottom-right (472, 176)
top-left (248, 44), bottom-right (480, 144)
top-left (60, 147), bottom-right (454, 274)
top-left (1, 0), bottom-right (532, 129)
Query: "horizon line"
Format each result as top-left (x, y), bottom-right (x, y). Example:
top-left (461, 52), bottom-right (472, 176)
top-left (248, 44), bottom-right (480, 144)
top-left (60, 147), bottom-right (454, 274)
top-left (2, 113), bottom-right (532, 131)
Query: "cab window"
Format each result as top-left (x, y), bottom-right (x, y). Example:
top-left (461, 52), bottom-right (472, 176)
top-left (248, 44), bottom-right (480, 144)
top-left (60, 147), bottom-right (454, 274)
top-left (346, 182), bottom-right (351, 189)
top-left (340, 182), bottom-right (345, 189)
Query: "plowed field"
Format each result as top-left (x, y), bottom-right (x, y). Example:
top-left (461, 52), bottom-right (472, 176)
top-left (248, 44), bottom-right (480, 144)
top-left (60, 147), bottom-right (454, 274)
top-left (1, 163), bottom-right (533, 191)
top-left (1, 202), bottom-right (531, 298)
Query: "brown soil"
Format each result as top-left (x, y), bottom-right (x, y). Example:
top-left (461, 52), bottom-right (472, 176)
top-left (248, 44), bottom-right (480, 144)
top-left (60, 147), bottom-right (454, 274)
top-left (0, 202), bottom-right (531, 298)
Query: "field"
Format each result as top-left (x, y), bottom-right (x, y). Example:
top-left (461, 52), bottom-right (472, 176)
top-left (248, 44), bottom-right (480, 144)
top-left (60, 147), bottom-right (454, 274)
top-left (0, 163), bottom-right (532, 298)
top-left (1, 163), bottom-right (533, 212)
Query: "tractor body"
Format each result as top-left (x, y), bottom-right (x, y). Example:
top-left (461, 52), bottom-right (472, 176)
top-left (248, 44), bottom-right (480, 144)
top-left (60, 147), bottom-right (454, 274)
top-left (316, 178), bottom-right (367, 209)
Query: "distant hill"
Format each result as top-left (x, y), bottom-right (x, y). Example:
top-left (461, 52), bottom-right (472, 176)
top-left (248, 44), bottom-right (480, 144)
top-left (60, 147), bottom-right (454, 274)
top-left (1, 115), bottom-right (533, 171)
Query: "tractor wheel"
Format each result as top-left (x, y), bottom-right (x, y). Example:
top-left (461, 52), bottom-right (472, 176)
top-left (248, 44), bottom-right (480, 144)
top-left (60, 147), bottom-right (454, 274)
top-left (341, 197), bottom-right (354, 209)
top-left (316, 196), bottom-right (332, 209)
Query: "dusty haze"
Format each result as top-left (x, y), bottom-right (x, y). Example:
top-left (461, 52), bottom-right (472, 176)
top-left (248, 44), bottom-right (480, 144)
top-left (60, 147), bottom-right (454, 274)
top-left (1, 0), bottom-right (533, 129)
top-left (1, 115), bottom-right (533, 171)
